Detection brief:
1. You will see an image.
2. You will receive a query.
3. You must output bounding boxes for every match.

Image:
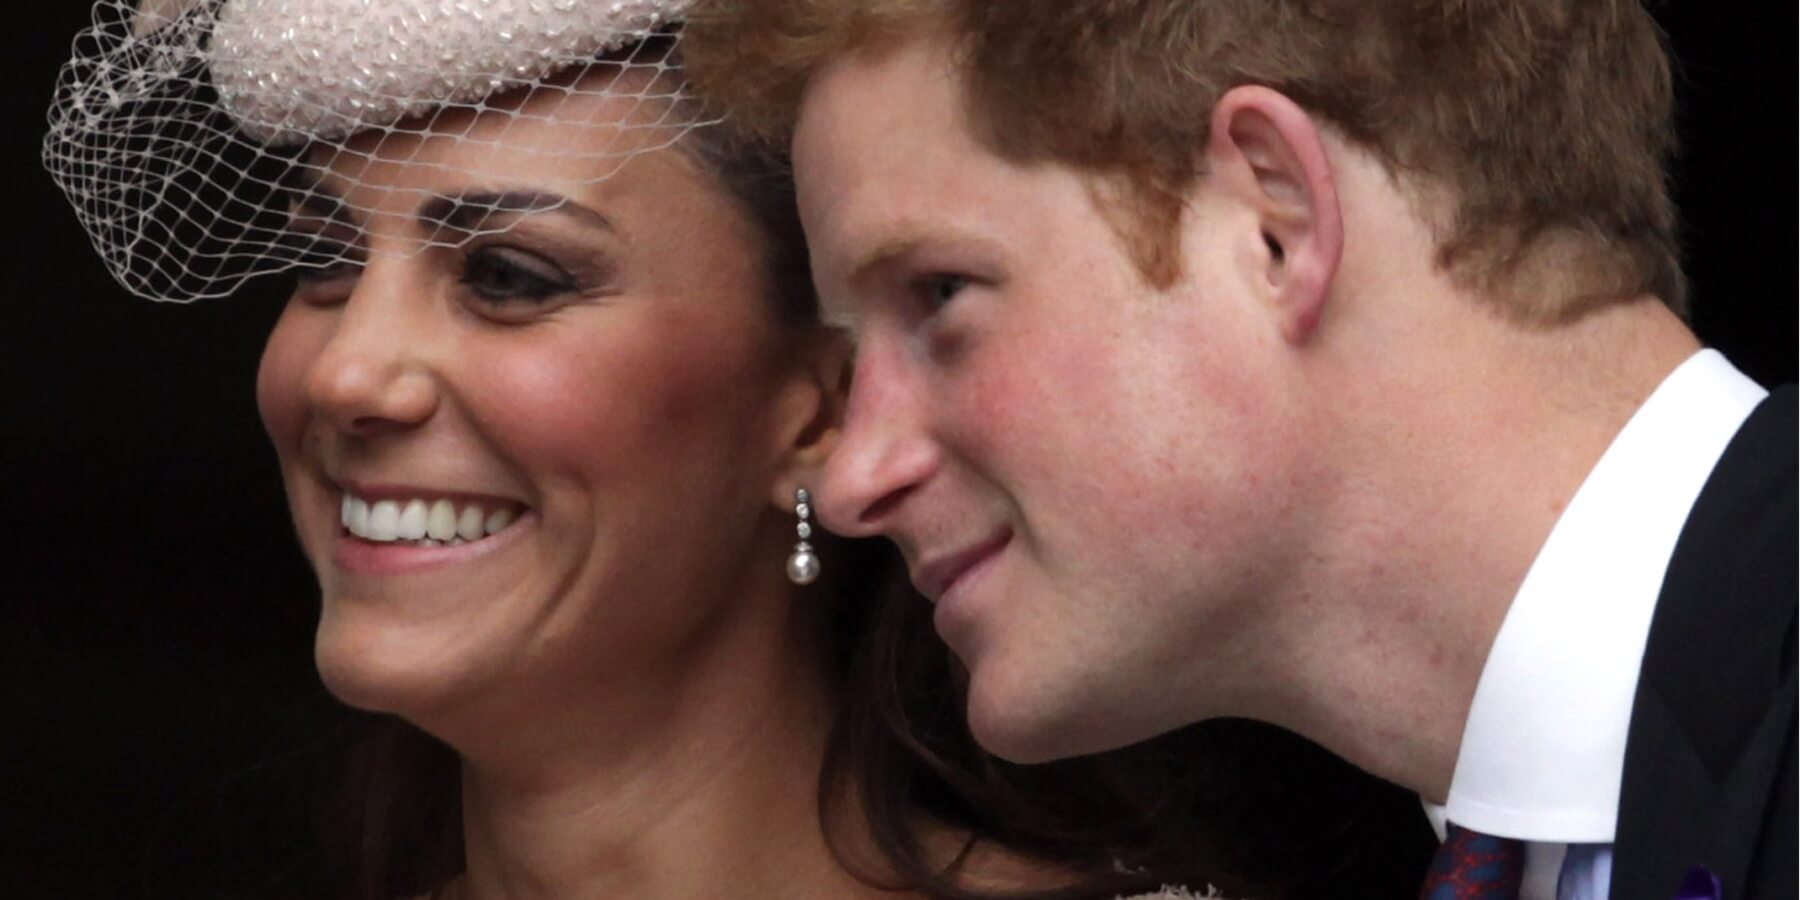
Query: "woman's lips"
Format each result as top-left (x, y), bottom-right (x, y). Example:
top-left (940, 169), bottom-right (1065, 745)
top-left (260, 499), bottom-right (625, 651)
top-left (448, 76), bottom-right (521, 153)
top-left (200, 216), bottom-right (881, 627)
top-left (331, 508), bottom-right (537, 576)
top-left (336, 484), bottom-right (528, 539)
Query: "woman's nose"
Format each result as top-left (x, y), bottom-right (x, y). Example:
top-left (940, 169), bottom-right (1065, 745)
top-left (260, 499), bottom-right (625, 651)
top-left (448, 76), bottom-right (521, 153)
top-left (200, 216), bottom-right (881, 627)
top-left (304, 274), bottom-right (440, 436)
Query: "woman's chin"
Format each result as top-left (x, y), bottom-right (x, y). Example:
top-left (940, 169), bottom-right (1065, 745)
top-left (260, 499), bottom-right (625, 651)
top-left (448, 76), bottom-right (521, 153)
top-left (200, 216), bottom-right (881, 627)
top-left (313, 620), bottom-right (477, 719)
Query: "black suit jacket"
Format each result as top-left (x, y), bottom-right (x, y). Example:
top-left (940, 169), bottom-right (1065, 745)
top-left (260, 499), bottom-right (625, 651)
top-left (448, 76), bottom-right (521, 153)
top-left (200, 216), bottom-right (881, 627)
top-left (1613, 385), bottom-right (1797, 900)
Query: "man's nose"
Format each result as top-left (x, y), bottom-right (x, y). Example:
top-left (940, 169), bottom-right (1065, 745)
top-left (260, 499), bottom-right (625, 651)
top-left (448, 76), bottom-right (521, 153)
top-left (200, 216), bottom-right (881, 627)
top-left (816, 338), bottom-right (941, 539)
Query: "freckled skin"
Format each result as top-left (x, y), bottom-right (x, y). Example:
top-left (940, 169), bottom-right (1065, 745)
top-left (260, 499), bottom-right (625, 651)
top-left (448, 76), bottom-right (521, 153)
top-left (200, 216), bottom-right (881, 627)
top-left (800, 38), bottom-right (1321, 762)
top-left (788, 15), bottom-right (1719, 811)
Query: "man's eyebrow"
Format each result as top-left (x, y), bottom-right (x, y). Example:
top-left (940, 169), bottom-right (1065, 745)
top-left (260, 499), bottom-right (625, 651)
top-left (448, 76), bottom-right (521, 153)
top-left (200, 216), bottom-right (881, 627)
top-left (416, 190), bottom-right (615, 235)
top-left (846, 234), bottom-right (925, 290)
top-left (842, 222), bottom-right (1000, 289)
top-left (818, 225), bottom-right (999, 333)
top-left (815, 235), bottom-right (931, 332)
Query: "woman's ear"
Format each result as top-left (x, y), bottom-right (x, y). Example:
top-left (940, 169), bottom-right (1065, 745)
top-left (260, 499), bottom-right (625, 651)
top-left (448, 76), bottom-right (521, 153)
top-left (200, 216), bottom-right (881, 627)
top-left (1204, 85), bottom-right (1344, 345)
top-left (770, 328), bottom-right (853, 509)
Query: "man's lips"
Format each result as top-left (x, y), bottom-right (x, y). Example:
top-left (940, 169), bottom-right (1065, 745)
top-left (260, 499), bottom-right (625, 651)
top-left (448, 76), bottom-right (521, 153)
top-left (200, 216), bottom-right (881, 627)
top-left (913, 528), bottom-right (1013, 602)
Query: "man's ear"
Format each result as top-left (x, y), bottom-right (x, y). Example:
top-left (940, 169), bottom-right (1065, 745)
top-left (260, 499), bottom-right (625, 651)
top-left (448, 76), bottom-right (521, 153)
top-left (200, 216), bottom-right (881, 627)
top-left (770, 329), bottom-right (854, 509)
top-left (1204, 85), bottom-right (1344, 345)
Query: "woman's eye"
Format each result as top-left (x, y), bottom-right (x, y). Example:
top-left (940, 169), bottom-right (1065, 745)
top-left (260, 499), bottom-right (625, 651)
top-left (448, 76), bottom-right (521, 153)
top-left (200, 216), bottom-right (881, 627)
top-left (462, 246), bottom-right (577, 304)
top-left (281, 233), bottom-right (362, 282)
top-left (292, 258), bottom-right (362, 283)
top-left (292, 263), bottom-right (359, 286)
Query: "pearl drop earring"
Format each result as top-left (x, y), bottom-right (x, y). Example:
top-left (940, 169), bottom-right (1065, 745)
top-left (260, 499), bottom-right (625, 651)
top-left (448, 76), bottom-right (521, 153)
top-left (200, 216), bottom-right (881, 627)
top-left (786, 488), bottom-right (820, 585)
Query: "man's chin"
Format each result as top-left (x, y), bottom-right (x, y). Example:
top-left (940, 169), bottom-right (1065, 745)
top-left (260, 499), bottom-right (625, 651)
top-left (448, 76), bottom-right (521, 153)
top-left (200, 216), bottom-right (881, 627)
top-left (962, 663), bottom-right (1145, 764)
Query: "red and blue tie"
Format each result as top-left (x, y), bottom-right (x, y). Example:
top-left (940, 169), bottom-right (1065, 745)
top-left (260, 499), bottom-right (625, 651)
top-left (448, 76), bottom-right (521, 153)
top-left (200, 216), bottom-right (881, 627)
top-left (1419, 823), bottom-right (1526, 900)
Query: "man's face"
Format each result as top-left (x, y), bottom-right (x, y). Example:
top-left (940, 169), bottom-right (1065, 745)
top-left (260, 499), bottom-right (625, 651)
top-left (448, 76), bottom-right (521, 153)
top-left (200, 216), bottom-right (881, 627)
top-left (796, 35), bottom-right (1321, 761)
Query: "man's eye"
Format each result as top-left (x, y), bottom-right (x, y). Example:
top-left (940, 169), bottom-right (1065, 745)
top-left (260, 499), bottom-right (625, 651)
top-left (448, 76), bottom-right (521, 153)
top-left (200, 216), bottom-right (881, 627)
top-left (461, 246), bottom-right (577, 304)
top-left (912, 273), bottom-right (971, 311)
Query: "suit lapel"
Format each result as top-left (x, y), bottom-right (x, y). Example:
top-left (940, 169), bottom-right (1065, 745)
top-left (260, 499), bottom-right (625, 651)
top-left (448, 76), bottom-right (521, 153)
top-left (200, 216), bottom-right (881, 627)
top-left (1612, 387), bottom-right (1797, 900)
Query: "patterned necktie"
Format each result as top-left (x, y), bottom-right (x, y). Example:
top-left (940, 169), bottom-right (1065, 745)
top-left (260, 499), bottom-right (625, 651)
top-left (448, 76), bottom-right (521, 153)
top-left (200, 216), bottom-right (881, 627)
top-left (1419, 823), bottom-right (1527, 900)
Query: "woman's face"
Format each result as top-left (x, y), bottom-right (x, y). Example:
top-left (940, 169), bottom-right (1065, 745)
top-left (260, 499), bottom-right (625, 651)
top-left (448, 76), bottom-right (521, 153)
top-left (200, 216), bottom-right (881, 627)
top-left (256, 75), bottom-right (823, 722)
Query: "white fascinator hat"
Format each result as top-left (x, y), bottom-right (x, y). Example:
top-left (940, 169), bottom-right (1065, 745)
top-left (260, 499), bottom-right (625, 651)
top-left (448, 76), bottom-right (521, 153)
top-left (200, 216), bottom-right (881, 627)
top-left (44, 0), bottom-right (709, 302)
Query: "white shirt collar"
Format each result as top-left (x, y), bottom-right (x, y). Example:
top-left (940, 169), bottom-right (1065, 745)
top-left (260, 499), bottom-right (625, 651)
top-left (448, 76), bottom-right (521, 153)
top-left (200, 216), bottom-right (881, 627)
top-left (1428, 349), bottom-right (1767, 843)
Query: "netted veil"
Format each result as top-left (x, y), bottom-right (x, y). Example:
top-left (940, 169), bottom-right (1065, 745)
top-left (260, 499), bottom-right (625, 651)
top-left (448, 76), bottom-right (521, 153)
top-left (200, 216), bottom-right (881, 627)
top-left (44, 0), bottom-right (716, 303)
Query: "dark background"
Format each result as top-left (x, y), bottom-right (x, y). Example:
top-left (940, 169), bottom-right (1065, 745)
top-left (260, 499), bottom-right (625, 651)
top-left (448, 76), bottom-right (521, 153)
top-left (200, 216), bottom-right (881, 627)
top-left (2, 4), bottom-right (1793, 899)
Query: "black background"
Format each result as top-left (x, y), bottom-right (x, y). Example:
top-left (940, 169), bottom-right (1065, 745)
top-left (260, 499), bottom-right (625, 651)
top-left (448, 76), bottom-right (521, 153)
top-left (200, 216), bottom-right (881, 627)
top-left (2, 4), bottom-right (1794, 899)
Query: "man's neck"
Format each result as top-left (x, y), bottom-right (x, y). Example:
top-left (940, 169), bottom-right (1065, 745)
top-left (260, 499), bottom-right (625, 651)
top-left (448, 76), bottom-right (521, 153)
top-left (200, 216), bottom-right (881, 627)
top-left (1255, 296), bottom-right (1702, 801)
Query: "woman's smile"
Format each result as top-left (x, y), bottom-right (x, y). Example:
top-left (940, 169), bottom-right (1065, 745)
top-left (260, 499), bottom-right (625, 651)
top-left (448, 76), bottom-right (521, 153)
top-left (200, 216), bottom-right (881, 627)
top-left (338, 489), bottom-right (525, 545)
top-left (329, 481), bottom-right (535, 576)
top-left (253, 74), bottom-right (812, 723)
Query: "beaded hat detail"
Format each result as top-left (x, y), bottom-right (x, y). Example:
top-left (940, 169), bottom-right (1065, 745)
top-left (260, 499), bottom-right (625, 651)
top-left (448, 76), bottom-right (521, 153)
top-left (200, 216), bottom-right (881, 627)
top-left (44, 0), bottom-right (710, 302)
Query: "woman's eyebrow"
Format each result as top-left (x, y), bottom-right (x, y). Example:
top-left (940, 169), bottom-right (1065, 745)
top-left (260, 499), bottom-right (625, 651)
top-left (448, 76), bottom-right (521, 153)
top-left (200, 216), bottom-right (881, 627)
top-left (281, 169), bottom-right (352, 225)
top-left (416, 190), bottom-right (616, 235)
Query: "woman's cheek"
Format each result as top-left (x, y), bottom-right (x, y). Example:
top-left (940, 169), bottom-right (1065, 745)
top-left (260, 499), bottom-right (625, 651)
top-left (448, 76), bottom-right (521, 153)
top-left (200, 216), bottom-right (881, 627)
top-left (478, 323), bottom-right (743, 463)
top-left (256, 304), bottom-right (320, 450)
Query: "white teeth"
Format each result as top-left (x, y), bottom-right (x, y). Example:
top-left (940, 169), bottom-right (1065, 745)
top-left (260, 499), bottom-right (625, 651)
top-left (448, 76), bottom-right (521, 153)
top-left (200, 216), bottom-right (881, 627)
top-left (341, 492), bottom-right (524, 545)
top-left (367, 500), bottom-right (401, 541)
top-left (396, 499), bottom-right (429, 540)
top-left (426, 500), bottom-right (458, 540)
top-left (456, 504), bottom-right (485, 541)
